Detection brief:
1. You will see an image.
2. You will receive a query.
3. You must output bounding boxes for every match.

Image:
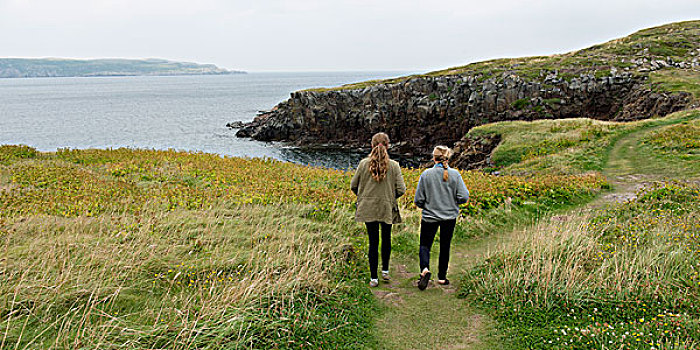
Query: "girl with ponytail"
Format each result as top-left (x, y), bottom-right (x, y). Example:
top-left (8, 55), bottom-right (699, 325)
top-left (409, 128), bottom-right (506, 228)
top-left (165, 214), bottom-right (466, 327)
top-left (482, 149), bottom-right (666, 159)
top-left (414, 145), bottom-right (469, 290)
top-left (351, 132), bottom-right (406, 287)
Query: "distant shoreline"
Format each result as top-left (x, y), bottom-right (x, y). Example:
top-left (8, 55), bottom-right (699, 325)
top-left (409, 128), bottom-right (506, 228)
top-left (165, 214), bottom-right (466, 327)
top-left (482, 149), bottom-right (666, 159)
top-left (0, 72), bottom-right (247, 79)
top-left (0, 58), bottom-right (245, 78)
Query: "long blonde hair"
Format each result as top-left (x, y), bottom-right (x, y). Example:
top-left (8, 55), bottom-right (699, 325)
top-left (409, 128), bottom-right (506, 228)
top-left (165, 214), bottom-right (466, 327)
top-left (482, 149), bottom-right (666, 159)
top-left (369, 132), bottom-right (390, 182)
top-left (433, 145), bottom-right (453, 182)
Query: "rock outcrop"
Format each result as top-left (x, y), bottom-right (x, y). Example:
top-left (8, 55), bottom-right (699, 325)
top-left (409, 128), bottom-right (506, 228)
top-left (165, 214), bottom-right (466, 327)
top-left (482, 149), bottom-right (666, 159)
top-left (237, 72), bottom-right (691, 158)
top-left (450, 133), bottom-right (502, 170)
top-left (236, 20), bottom-right (700, 165)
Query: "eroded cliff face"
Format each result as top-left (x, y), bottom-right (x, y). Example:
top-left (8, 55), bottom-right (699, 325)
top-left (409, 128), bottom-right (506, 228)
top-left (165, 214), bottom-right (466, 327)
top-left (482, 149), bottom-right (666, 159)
top-left (236, 72), bottom-right (691, 158)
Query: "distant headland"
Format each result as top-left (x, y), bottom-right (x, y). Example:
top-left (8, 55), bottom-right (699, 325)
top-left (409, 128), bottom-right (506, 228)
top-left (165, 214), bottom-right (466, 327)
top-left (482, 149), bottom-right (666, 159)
top-left (0, 58), bottom-right (244, 78)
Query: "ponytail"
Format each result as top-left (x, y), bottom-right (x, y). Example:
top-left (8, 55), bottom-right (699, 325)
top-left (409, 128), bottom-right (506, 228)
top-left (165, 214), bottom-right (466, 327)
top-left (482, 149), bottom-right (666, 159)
top-left (432, 146), bottom-right (453, 182)
top-left (369, 133), bottom-right (390, 182)
top-left (442, 159), bottom-right (449, 182)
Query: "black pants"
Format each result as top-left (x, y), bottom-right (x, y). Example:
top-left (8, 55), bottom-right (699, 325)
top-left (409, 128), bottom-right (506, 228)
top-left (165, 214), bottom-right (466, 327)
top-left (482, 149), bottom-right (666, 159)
top-left (366, 222), bottom-right (392, 280)
top-left (419, 219), bottom-right (456, 280)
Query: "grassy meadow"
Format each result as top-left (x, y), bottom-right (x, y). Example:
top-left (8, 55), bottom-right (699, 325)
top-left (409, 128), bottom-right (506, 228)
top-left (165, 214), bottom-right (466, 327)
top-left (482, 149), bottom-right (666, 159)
top-left (460, 109), bottom-right (700, 349)
top-left (1, 108), bottom-right (698, 349)
top-left (0, 138), bottom-right (607, 348)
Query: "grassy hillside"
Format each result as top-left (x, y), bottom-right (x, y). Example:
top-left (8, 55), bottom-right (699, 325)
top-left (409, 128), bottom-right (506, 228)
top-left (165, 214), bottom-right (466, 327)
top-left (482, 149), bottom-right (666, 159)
top-left (466, 109), bottom-right (700, 176)
top-left (308, 20), bottom-right (700, 93)
top-left (459, 109), bottom-right (700, 349)
top-left (650, 69), bottom-right (700, 99)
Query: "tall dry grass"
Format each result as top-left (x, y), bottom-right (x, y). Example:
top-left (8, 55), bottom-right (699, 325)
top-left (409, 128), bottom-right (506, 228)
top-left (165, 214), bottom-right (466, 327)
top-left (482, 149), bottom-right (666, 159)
top-left (1, 203), bottom-right (363, 349)
top-left (467, 214), bottom-right (698, 305)
top-left (462, 183), bottom-right (700, 348)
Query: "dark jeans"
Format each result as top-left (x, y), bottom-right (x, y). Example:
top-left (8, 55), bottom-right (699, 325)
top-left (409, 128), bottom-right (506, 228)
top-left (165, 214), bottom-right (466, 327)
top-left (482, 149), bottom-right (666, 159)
top-left (419, 219), bottom-right (456, 280)
top-left (366, 222), bottom-right (392, 280)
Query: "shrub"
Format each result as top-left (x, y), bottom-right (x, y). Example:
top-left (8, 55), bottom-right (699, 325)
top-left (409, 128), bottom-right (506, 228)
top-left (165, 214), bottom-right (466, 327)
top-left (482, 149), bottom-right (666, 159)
top-left (512, 98), bottom-right (531, 110)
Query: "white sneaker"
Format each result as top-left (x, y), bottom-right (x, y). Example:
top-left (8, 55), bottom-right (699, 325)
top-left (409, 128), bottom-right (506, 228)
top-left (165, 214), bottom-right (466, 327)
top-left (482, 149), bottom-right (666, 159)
top-left (369, 279), bottom-right (379, 287)
top-left (381, 270), bottom-right (390, 281)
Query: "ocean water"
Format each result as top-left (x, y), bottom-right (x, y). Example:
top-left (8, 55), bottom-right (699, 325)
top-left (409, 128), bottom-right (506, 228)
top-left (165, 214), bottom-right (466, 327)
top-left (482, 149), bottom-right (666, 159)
top-left (0, 72), bottom-right (408, 168)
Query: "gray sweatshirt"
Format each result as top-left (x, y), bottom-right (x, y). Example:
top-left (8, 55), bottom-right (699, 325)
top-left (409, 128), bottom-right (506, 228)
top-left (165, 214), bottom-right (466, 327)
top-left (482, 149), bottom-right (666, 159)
top-left (414, 164), bottom-right (469, 222)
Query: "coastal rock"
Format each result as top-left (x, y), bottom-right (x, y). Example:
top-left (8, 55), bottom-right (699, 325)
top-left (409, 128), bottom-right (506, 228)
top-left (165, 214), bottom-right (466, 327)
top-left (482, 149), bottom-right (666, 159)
top-left (450, 133), bottom-right (502, 170)
top-left (225, 121), bottom-right (246, 129)
top-left (236, 71), bottom-right (691, 162)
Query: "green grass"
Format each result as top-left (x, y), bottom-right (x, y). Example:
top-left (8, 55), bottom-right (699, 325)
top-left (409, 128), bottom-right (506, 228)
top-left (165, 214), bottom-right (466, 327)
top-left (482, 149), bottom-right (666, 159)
top-left (642, 118), bottom-right (700, 156)
top-left (1, 203), bottom-right (379, 349)
top-left (607, 112), bottom-right (700, 180)
top-left (650, 69), bottom-right (700, 99)
top-left (371, 186), bottom-right (601, 350)
top-left (376, 108), bottom-right (699, 348)
top-left (0, 144), bottom-right (37, 162)
top-left (371, 150), bottom-right (613, 349)
top-left (457, 110), bottom-right (700, 349)
top-left (0, 140), bottom-right (614, 349)
top-left (375, 267), bottom-right (502, 350)
top-left (511, 98), bottom-right (531, 110)
top-left (471, 118), bottom-right (624, 174)
top-left (2, 106), bottom-right (698, 348)
top-left (460, 183), bottom-right (700, 349)
top-left (0, 146), bottom-right (609, 220)
top-left (465, 109), bottom-right (700, 176)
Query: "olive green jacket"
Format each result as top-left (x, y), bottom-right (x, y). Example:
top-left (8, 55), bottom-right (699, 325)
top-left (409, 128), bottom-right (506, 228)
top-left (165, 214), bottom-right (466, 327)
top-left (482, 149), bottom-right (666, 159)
top-left (350, 158), bottom-right (406, 224)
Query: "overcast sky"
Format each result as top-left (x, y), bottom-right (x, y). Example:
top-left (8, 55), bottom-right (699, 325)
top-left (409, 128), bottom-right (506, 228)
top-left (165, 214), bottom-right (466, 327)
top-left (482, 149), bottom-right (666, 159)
top-left (0, 0), bottom-right (698, 72)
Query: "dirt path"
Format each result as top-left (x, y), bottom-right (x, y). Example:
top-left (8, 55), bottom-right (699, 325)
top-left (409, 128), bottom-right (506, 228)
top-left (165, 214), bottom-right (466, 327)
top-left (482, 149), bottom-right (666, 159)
top-left (372, 232), bottom-right (508, 350)
top-left (371, 125), bottom-right (675, 349)
top-left (590, 122), bottom-right (694, 209)
top-left (588, 128), bottom-right (657, 208)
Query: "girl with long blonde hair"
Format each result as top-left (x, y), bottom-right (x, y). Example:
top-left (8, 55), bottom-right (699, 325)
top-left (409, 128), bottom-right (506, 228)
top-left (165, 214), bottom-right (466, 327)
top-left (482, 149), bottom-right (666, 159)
top-left (351, 132), bottom-right (406, 287)
top-left (413, 145), bottom-right (469, 290)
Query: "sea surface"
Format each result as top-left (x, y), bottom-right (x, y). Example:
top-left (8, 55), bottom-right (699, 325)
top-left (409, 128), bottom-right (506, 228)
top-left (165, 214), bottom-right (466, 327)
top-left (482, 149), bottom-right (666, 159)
top-left (0, 72), bottom-right (408, 169)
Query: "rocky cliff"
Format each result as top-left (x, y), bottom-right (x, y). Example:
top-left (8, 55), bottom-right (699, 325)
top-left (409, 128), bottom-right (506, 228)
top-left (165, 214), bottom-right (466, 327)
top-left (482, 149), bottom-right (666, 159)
top-left (236, 21), bottom-right (699, 161)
